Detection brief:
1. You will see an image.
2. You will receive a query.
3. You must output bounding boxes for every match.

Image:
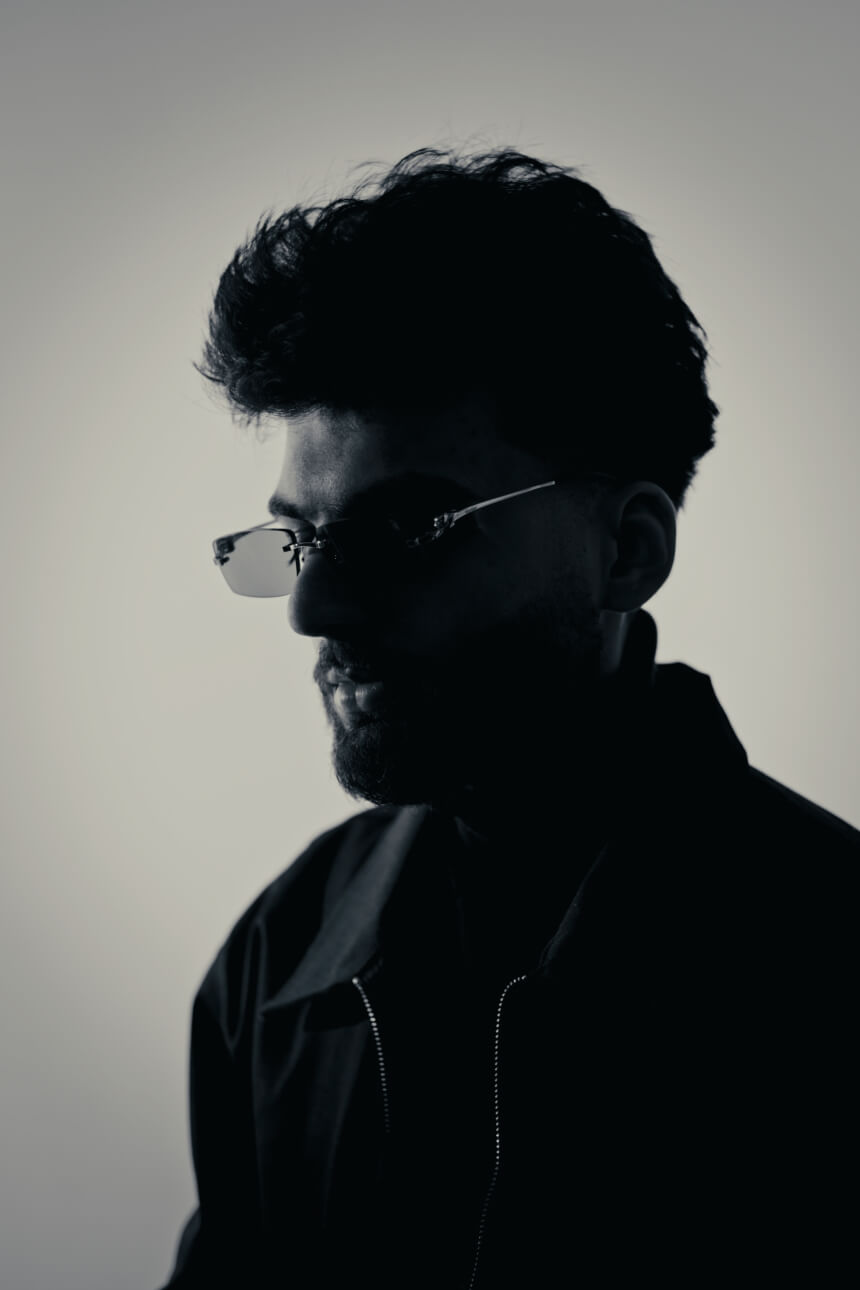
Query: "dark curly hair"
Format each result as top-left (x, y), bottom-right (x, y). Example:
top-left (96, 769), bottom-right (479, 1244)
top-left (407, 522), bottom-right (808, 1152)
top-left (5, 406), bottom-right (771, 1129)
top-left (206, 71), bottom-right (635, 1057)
top-left (198, 146), bottom-right (717, 508)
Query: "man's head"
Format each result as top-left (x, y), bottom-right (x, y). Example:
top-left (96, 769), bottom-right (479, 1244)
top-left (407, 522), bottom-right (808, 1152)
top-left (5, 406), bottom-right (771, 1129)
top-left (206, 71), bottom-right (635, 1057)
top-left (200, 147), bottom-right (715, 812)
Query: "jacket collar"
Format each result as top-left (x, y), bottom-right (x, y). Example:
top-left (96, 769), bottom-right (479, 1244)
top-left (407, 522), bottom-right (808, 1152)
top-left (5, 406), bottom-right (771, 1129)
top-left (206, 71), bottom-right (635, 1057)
top-left (536, 641), bottom-right (751, 978)
top-left (259, 804), bottom-right (430, 1015)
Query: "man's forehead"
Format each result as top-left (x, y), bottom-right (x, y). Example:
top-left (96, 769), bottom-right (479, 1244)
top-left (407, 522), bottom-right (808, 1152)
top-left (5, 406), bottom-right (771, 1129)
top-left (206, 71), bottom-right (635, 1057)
top-left (272, 401), bottom-right (536, 519)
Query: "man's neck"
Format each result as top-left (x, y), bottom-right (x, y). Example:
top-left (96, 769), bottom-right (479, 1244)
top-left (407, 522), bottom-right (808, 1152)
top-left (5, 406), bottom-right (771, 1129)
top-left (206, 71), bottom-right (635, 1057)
top-left (448, 609), bottom-right (658, 860)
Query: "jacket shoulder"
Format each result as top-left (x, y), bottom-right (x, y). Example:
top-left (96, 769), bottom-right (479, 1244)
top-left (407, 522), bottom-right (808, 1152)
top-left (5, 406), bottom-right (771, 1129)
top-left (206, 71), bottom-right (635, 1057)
top-left (742, 764), bottom-right (860, 859)
top-left (721, 765), bottom-right (860, 946)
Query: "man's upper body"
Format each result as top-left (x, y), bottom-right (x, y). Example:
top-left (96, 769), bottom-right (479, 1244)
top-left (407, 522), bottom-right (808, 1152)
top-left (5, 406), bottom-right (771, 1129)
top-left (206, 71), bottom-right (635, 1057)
top-left (162, 147), bottom-right (858, 1287)
top-left (161, 609), bottom-right (857, 1288)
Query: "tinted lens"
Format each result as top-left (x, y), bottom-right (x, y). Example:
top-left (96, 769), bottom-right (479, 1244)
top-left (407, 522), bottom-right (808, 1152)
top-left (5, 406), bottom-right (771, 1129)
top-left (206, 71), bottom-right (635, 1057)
top-left (218, 529), bottom-right (300, 597)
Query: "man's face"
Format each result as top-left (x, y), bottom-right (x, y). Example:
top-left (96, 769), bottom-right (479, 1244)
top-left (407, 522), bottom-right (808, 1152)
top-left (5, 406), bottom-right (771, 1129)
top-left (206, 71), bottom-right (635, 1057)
top-left (273, 395), bottom-right (610, 809)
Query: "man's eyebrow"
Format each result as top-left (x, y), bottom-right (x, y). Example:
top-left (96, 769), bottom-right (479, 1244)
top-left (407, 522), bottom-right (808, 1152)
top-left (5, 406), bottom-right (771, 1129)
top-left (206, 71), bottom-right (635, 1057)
top-left (266, 473), bottom-right (476, 520)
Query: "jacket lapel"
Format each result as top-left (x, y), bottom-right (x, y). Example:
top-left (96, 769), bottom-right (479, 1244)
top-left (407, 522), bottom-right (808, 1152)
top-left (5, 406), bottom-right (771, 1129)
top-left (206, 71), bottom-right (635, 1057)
top-left (259, 804), bottom-right (430, 1015)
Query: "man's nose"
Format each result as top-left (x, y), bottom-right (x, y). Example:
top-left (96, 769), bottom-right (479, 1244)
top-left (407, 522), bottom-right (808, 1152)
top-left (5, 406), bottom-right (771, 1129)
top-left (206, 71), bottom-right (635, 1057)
top-left (287, 550), bottom-right (378, 638)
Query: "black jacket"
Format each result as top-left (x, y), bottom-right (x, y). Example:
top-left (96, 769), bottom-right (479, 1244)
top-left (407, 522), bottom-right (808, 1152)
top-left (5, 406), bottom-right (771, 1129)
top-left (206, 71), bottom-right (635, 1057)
top-left (160, 621), bottom-right (858, 1288)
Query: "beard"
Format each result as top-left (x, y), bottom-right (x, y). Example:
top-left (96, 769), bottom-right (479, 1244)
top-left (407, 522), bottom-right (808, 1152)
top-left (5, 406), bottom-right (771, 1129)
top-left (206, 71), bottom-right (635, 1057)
top-left (313, 594), bottom-right (604, 810)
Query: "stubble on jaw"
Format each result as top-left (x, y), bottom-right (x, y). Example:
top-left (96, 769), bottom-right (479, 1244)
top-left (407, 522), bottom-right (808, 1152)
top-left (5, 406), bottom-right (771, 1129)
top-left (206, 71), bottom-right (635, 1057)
top-left (312, 594), bottom-right (605, 810)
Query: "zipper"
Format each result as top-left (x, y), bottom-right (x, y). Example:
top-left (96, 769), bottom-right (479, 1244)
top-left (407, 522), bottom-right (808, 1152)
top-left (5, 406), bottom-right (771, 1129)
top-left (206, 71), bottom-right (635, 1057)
top-left (467, 973), bottom-right (528, 1290)
top-left (352, 974), bottom-right (391, 1136)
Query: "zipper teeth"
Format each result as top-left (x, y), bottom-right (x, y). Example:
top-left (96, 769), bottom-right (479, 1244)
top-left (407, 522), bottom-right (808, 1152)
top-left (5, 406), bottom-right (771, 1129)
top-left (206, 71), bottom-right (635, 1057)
top-left (467, 973), bottom-right (528, 1290)
top-left (352, 975), bottom-right (391, 1136)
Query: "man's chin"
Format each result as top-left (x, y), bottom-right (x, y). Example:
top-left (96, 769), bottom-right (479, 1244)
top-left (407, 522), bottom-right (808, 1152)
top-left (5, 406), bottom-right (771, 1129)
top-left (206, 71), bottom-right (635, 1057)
top-left (329, 717), bottom-right (467, 808)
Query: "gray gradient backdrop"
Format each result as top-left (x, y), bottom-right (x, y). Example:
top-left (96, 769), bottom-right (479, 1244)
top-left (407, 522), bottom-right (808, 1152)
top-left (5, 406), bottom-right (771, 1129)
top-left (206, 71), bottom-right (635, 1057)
top-left (2, 2), bottom-right (858, 1287)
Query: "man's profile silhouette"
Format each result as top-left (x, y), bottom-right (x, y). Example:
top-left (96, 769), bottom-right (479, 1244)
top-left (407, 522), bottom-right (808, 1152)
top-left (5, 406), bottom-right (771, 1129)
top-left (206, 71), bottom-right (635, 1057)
top-left (159, 147), bottom-right (857, 1289)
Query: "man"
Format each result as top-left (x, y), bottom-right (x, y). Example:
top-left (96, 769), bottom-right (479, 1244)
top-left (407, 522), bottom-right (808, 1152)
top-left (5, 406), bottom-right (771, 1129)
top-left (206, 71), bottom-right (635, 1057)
top-left (161, 148), bottom-right (857, 1288)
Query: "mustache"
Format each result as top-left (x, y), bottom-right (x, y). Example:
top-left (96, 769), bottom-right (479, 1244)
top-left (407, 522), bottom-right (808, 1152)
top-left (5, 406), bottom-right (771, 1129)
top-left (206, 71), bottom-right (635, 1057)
top-left (315, 641), bottom-right (416, 684)
top-left (313, 621), bottom-right (540, 687)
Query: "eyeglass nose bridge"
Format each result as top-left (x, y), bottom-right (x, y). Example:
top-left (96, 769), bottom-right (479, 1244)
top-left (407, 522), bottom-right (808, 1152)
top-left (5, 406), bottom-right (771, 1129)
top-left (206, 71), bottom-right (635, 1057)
top-left (289, 532), bottom-right (343, 567)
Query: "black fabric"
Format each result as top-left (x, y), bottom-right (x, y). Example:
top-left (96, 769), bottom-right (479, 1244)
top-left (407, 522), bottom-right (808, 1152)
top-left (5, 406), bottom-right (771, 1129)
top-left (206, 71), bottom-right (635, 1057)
top-left (158, 610), bottom-right (858, 1288)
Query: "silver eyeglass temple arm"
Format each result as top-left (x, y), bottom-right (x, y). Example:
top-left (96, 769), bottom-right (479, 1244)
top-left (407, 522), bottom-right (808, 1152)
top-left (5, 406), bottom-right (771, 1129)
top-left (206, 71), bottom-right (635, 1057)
top-left (428, 479), bottom-right (558, 538)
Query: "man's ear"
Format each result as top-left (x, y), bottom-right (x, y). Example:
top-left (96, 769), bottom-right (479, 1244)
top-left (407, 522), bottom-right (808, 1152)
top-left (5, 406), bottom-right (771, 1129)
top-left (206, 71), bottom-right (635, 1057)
top-left (599, 481), bottom-right (677, 612)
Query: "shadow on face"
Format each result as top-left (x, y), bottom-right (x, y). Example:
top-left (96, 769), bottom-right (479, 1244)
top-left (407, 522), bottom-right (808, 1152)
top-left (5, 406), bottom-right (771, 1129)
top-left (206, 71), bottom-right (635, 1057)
top-left (271, 395), bottom-right (674, 807)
